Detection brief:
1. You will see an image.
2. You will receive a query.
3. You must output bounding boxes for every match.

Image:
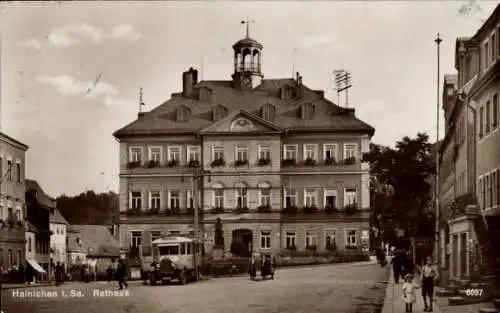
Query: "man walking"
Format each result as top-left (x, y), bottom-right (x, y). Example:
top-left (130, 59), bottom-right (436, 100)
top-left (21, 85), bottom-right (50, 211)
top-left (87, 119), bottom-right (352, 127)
top-left (421, 256), bottom-right (438, 312)
top-left (116, 258), bottom-right (128, 290)
top-left (391, 252), bottom-right (402, 283)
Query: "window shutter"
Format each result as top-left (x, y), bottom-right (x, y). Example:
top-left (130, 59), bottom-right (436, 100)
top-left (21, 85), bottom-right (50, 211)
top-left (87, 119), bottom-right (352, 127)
top-left (148, 191), bottom-right (152, 209)
top-left (128, 192), bottom-right (132, 209)
top-left (167, 191), bottom-right (171, 209)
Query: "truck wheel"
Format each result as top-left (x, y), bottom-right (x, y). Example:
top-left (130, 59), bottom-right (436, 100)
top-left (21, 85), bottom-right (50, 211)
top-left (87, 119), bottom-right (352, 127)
top-left (179, 270), bottom-right (188, 285)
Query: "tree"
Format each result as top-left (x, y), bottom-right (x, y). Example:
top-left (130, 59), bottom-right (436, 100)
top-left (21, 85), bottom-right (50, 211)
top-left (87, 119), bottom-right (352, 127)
top-left (363, 133), bottom-right (436, 245)
top-left (56, 191), bottom-right (119, 225)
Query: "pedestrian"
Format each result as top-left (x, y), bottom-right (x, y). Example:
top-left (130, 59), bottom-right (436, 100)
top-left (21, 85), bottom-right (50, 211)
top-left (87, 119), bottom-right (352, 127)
top-left (391, 252), bottom-right (402, 283)
top-left (106, 263), bottom-right (114, 283)
top-left (55, 262), bottom-right (61, 286)
top-left (116, 258), bottom-right (128, 290)
top-left (402, 274), bottom-right (419, 312)
top-left (420, 256), bottom-right (438, 312)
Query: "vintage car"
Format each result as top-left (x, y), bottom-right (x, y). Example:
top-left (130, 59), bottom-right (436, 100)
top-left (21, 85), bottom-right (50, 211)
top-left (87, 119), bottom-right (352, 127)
top-left (145, 236), bottom-right (203, 285)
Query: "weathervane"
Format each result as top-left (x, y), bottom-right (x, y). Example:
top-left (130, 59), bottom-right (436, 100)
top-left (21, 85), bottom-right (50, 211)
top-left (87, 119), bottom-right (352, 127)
top-left (139, 87), bottom-right (145, 113)
top-left (241, 18), bottom-right (255, 38)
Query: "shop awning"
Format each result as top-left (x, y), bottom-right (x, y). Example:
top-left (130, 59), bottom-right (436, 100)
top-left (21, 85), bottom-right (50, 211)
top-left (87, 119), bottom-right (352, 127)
top-left (27, 259), bottom-right (46, 274)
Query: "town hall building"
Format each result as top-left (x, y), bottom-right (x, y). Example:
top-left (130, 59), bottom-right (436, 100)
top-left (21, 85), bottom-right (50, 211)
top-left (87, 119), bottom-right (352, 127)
top-left (113, 28), bottom-right (375, 259)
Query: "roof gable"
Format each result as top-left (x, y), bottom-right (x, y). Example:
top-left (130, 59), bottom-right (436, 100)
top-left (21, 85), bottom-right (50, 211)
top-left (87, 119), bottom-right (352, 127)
top-left (199, 109), bottom-right (283, 134)
top-left (67, 225), bottom-right (120, 256)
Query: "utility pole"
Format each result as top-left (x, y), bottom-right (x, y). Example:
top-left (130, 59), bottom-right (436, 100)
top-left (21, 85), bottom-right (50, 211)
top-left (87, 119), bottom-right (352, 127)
top-left (335, 70), bottom-right (352, 107)
top-left (192, 168), bottom-right (200, 279)
top-left (434, 33), bottom-right (442, 265)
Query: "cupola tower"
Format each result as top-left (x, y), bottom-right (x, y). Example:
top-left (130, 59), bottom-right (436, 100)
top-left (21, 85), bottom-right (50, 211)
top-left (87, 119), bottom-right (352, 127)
top-left (232, 19), bottom-right (263, 90)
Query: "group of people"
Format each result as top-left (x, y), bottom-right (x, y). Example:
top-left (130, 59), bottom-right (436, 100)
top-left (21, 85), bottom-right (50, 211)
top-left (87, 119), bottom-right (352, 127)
top-left (399, 256), bottom-right (439, 312)
top-left (248, 254), bottom-right (276, 278)
top-left (106, 258), bottom-right (129, 289)
top-left (1, 261), bottom-right (38, 284)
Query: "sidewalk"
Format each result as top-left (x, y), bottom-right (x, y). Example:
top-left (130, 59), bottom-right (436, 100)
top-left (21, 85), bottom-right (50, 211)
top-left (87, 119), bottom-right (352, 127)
top-left (382, 266), bottom-right (442, 313)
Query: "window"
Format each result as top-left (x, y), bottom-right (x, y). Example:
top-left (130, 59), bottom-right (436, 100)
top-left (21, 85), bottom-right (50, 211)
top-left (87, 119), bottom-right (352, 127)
top-left (325, 230), bottom-right (336, 248)
top-left (480, 177), bottom-right (485, 209)
top-left (7, 160), bottom-right (12, 180)
top-left (493, 171), bottom-right (498, 207)
top-left (213, 186), bottom-right (224, 208)
top-left (150, 191), bottom-right (161, 210)
top-left (129, 147), bottom-right (142, 162)
top-left (285, 231), bottom-right (296, 249)
top-left (0, 248), bottom-right (3, 268)
top-left (304, 144), bottom-right (318, 160)
top-left (324, 189), bottom-right (338, 208)
top-left (212, 105), bottom-right (226, 120)
top-left (324, 144), bottom-right (337, 161)
top-left (346, 230), bottom-right (357, 247)
top-left (258, 145), bottom-right (270, 160)
top-left (28, 237), bottom-right (32, 252)
top-left (235, 146), bottom-right (248, 162)
top-left (344, 188), bottom-right (357, 206)
top-left (187, 146), bottom-right (200, 162)
top-left (212, 146), bottom-right (224, 161)
top-left (176, 106), bottom-right (189, 122)
top-left (236, 185), bottom-right (248, 207)
top-left (479, 105), bottom-right (484, 137)
top-left (130, 191), bottom-right (142, 209)
top-left (306, 231), bottom-right (317, 248)
top-left (284, 145), bottom-right (297, 160)
top-left (15, 208), bottom-right (21, 222)
top-left (168, 146), bottom-right (181, 162)
top-left (300, 103), bottom-right (315, 120)
top-left (486, 101), bottom-right (491, 134)
top-left (168, 191), bottom-right (180, 209)
top-left (131, 231), bottom-right (142, 248)
top-left (492, 34), bottom-right (496, 65)
top-left (493, 94), bottom-right (498, 129)
top-left (7, 249), bottom-right (12, 268)
top-left (304, 188), bottom-right (317, 207)
top-left (186, 190), bottom-right (193, 208)
top-left (486, 175), bottom-right (491, 209)
top-left (344, 144), bottom-right (357, 160)
top-left (259, 187), bottom-right (271, 206)
top-left (7, 207), bottom-right (12, 222)
top-left (284, 188), bottom-right (297, 207)
top-left (148, 147), bottom-right (162, 162)
top-left (15, 164), bottom-right (21, 183)
top-left (484, 42), bottom-right (489, 70)
top-left (261, 103), bottom-right (276, 120)
top-left (260, 231), bottom-right (271, 249)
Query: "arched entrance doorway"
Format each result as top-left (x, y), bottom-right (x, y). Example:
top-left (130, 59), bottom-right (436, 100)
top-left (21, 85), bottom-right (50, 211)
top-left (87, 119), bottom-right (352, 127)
top-left (231, 229), bottom-right (253, 257)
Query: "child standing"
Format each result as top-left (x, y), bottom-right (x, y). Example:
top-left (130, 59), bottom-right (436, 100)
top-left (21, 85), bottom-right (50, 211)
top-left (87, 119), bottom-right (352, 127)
top-left (402, 274), bottom-right (419, 312)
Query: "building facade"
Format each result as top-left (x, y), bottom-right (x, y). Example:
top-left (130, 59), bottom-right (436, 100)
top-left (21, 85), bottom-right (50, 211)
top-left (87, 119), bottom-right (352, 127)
top-left (49, 209), bottom-right (68, 269)
top-left (439, 3), bottom-right (500, 282)
top-left (113, 32), bottom-right (375, 259)
top-left (0, 132), bottom-right (28, 276)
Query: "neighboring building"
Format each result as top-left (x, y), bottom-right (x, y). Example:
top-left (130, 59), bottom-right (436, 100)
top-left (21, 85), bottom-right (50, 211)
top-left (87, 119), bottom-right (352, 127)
top-left (113, 29), bottom-right (375, 259)
top-left (49, 208), bottom-right (68, 270)
top-left (0, 132), bottom-right (28, 278)
top-left (25, 179), bottom-right (54, 279)
top-left (66, 225), bottom-right (120, 277)
top-left (438, 3), bottom-right (500, 283)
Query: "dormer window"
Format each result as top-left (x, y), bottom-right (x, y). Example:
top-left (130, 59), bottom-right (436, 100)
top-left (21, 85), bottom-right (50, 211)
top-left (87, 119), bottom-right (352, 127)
top-left (212, 105), bottom-right (227, 121)
top-left (300, 103), bottom-right (315, 120)
top-left (280, 86), bottom-right (294, 100)
top-left (199, 87), bottom-right (212, 102)
top-left (176, 105), bottom-right (190, 122)
top-left (261, 103), bottom-right (276, 120)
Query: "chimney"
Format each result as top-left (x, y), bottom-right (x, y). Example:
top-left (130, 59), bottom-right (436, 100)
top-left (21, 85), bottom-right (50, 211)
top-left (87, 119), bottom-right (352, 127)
top-left (296, 73), bottom-right (302, 98)
top-left (182, 68), bottom-right (194, 98)
top-left (138, 112), bottom-right (145, 118)
top-left (190, 67), bottom-right (198, 85)
top-left (296, 71), bottom-right (300, 81)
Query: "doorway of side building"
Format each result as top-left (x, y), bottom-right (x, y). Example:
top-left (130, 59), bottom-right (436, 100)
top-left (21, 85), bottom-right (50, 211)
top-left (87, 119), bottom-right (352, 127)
top-left (231, 229), bottom-right (253, 257)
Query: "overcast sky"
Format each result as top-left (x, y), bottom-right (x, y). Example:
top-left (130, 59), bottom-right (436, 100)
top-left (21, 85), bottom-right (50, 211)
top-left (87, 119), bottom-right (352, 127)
top-left (0, 1), bottom-right (496, 197)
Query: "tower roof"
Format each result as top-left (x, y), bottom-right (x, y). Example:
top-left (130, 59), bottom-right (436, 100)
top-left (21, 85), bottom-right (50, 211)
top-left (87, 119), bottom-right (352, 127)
top-left (233, 37), bottom-right (263, 50)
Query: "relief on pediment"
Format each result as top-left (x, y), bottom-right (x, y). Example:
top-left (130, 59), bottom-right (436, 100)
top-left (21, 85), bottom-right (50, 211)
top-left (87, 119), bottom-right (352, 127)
top-left (230, 118), bottom-right (254, 132)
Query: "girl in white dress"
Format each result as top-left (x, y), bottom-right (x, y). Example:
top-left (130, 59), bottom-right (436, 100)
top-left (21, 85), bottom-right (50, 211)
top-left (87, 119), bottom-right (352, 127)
top-left (402, 274), bottom-right (419, 312)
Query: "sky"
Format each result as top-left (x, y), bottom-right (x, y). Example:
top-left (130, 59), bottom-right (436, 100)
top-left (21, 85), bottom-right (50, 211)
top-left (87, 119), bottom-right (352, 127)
top-left (0, 1), bottom-right (496, 197)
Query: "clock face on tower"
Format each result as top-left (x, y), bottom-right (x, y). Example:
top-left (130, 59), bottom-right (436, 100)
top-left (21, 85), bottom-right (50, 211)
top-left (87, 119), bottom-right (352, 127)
top-left (242, 76), bottom-right (252, 88)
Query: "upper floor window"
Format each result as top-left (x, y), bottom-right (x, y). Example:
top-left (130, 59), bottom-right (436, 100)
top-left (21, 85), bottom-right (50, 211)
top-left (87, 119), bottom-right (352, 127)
top-left (130, 191), bottom-right (142, 209)
top-left (479, 106), bottom-right (484, 138)
top-left (148, 147), bottom-right (162, 162)
top-left (235, 145), bottom-right (248, 162)
top-left (187, 146), bottom-right (200, 162)
top-left (168, 146), bottom-right (181, 162)
top-left (284, 188), bottom-right (297, 207)
top-left (151, 231), bottom-right (162, 243)
top-left (212, 183), bottom-right (224, 208)
top-left (324, 189), bottom-right (338, 208)
top-left (7, 160), bottom-right (12, 180)
top-left (258, 145), bottom-right (270, 160)
top-left (484, 41), bottom-right (489, 70)
top-left (259, 185), bottom-right (271, 206)
top-left (130, 231), bottom-right (142, 248)
top-left (304, 144), bottom-right (318, 160)
top-left (344, 188), bottom-right (357, 206)
top-left (493, 94), bottom-right (498, 129)
top-left (168, 191), bottom-right (180, 209)
top-left (212, 146), bottom-right (224, 161)
top-left (304, 189), bottom-right (317, 207)
top-left (300, 103), bottom-right (315, 120)
top-left (176, 105), bottom-right (190, 122)
top-left (149, 191), bottom-right (161, 210)
top-left (492, 34), bottom-right (496, 64)
top-left (343, 144), bottom-right (357, 160)
top-left (199, 87), bottom-right (211, 102)
top-left (261, 103), bottom-right (276, 120)
top-left (15, 163), bottom-right (21, 183)
top-left (324, 144), bottom-right (338, 161)
top-left (486, 100), bottom-right (491, 134)
top-left (129, 147), bottom-right (142, 162)
top-left (235, 183), bottom-right (248, 207)
top-left (283, 145), bottom-right (297, 160)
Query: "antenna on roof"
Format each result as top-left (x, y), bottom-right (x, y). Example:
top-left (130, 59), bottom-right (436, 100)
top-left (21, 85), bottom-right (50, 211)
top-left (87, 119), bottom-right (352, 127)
top-left (334, 70), bottom-right (352, 108)
top-left (292, 48), bottom-right (298, 78)
top-left (139, 87), bottom-right (145, 114)
top-left (200, 54), bottom-right (204, 81)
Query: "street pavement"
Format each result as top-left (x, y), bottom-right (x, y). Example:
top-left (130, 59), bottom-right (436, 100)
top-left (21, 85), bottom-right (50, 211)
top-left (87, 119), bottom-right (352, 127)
top-left (1, 261), bottom-right (389, 313)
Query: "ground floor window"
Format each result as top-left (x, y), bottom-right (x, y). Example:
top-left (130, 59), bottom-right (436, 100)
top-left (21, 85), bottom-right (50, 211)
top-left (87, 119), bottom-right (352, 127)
top-left (285, 231), bottom-right (296, 249)
top-left (305, 231), bottom-right (317, 249)
top-left (325, 231), bottom-right (337, 250)
top-left (260, 231), bottom-right (271, 249)
top-left (345, 229), bottom-right (357, 248)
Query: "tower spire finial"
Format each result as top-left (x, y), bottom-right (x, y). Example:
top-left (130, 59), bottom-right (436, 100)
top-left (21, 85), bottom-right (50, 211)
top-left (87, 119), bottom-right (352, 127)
top-left (241, 18), bottom-right (254, 38)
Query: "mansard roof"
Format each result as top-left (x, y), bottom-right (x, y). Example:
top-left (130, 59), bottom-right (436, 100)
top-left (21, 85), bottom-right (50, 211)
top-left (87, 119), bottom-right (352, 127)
top-left (113, 78), bottom-right (375, 138)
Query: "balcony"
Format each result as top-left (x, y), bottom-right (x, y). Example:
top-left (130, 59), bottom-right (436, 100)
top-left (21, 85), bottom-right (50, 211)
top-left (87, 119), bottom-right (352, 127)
top-left (121, 160), bottom-right (200, 175)
top-left (257, 158), bottom-right (271, 166)
top-left (120, 207), bottom-right (203, 222)
top-left (280, 157), bottom-right (360, 172)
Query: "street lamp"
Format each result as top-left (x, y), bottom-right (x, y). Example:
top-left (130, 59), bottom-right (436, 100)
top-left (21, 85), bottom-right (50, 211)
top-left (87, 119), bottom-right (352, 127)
top-left (434, 33), bottom-right (442, 265)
